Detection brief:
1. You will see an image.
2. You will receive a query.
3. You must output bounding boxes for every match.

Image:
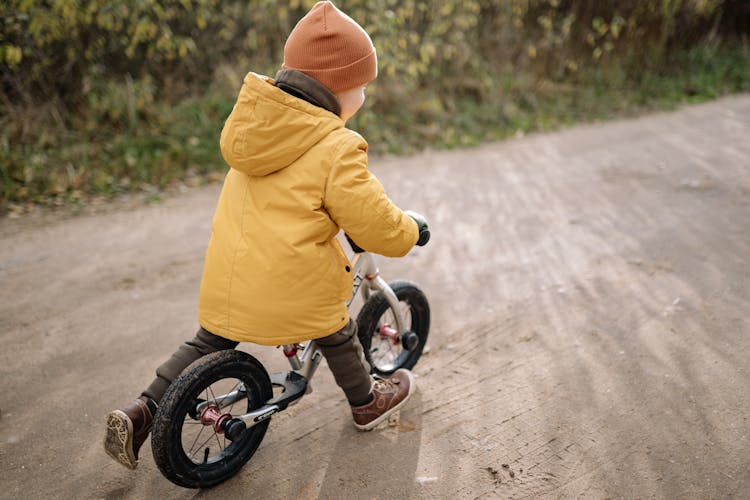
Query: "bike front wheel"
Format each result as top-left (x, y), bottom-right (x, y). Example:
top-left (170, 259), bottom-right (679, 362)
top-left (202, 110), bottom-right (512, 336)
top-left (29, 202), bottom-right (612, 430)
top-left (151, 349), bottom-right (273, 488)
top-left (356, 280), bottom-right (430, 377)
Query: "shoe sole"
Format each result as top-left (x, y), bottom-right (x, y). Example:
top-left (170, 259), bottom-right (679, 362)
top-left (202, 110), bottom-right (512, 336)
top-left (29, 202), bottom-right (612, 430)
top-left (104, 410), bottom-right (137, 469)
top-left (354, 370), bottom-right (416, 431)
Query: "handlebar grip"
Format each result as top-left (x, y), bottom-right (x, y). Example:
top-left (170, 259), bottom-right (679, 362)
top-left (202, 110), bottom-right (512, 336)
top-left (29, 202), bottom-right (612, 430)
top-left (345, 233), bottom-right (365, 253)
top-left (416, 227), bottom-right (430, 246)
top-left (405, 210), bottom-right (430, 247)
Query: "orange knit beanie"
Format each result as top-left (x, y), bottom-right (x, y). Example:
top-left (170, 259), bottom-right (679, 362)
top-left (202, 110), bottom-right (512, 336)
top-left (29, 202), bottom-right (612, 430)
top-left (283, 1), bottom-right (377, 94)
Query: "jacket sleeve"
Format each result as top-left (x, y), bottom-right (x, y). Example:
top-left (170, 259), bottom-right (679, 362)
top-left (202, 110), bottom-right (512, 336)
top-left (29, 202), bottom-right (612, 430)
top-left (324, 132), bottom-right (419, 257)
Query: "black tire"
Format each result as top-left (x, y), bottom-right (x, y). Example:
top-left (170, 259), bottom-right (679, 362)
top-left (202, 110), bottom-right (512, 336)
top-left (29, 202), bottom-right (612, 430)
top-left (356, 280), bottom-right (430, 377)
top-left (151, 350), bottom-right (273, 488)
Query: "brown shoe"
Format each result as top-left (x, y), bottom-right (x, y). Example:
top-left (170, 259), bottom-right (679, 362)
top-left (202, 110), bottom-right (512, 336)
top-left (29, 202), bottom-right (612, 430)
top-left (104, 396), bottom-right (156, 469)
top-left (351, 369), bottom-right (415, 431)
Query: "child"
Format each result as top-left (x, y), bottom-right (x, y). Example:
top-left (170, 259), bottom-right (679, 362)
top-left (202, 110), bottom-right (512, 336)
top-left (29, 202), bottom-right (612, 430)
top-left (104, 0), bottom-right (429, 470)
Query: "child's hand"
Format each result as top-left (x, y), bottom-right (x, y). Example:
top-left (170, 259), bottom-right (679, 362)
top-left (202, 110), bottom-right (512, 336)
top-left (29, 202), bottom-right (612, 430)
top-left (405, 210), bottom-right (430, 247)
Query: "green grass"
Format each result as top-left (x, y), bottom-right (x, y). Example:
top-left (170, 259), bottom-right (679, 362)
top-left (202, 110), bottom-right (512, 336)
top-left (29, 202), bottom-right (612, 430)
top-left (1, 92), bottom-right (235, 211)
top-left (2, 42), bottom-right (749, 214)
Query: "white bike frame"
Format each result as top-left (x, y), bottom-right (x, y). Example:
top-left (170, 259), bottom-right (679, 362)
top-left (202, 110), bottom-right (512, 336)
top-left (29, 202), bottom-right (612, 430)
top-left (286, 250), bottom-right (406, 379)
top-left (203, 250), bottom-right (408, 430)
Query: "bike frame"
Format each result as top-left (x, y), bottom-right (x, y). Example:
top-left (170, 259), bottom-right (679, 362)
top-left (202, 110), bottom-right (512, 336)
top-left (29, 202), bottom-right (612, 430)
top-left (288, 250), bottom-right (407, 375)
top-left (198, 250), bottom-right (408, 431)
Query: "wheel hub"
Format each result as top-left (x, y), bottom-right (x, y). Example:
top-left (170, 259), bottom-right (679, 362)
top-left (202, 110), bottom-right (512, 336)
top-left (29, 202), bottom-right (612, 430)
top-left (378, 323), bottom-right (400, 343)
top-left (200, 405), bottom-right (233, 434)
top-left (401, 331), bottom-right (419, 352)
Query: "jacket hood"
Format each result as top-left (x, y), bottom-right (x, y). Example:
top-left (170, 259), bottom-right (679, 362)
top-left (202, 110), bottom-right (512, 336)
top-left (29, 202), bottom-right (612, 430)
top-left (219, 72), bottom-right (344, 177)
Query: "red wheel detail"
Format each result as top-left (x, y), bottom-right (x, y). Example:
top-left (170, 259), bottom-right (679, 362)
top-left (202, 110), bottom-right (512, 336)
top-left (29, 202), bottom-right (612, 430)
top-left (200, 406), bottom-right (232, 434)
top-left (378, 324), bottom-right (400, 342)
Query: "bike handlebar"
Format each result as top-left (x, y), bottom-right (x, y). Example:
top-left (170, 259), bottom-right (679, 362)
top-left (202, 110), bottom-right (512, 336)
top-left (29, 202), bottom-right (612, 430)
top-left (345, 212), bottom-right (430, 254)
top-left (344, 227), bottom-right (430, 253)
top-left (345, 233), bottom-right (366, 254)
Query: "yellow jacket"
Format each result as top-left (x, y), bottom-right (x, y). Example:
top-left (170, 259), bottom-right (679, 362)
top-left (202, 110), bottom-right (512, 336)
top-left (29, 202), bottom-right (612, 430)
top-left (198, 73), bottom-right (419, 345)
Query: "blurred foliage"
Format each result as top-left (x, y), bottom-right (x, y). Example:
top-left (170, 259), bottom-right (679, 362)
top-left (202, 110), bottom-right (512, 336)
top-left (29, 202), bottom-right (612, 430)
top-left (2, 0), bottom-right (750, 211)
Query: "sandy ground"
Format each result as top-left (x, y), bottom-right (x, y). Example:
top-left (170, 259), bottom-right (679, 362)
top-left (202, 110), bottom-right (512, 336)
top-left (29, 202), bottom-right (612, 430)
top-left (1, 96), bottom-right (749, 499)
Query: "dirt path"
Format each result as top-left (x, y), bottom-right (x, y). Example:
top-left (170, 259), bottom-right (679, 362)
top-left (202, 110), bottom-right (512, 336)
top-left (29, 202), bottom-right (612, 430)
top-left (2, 96), bottom-right (749, 499)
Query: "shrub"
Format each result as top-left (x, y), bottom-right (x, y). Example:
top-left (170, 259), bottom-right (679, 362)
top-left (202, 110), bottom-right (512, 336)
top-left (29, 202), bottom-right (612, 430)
top-left (1, 0), bottom-right (749, 210)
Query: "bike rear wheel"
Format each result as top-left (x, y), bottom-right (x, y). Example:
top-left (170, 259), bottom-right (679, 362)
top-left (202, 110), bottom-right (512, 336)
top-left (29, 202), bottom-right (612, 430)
top-left (151, 350), bottom-right (273, 488)
top-left (356, 280), bottom-right (430, 377)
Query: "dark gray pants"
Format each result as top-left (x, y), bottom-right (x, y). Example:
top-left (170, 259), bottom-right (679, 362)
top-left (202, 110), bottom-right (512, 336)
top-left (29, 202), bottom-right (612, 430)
top-left (143, 319), bottom-right (372, 406)
top-left (314, 319), bottom-right (373, 405)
